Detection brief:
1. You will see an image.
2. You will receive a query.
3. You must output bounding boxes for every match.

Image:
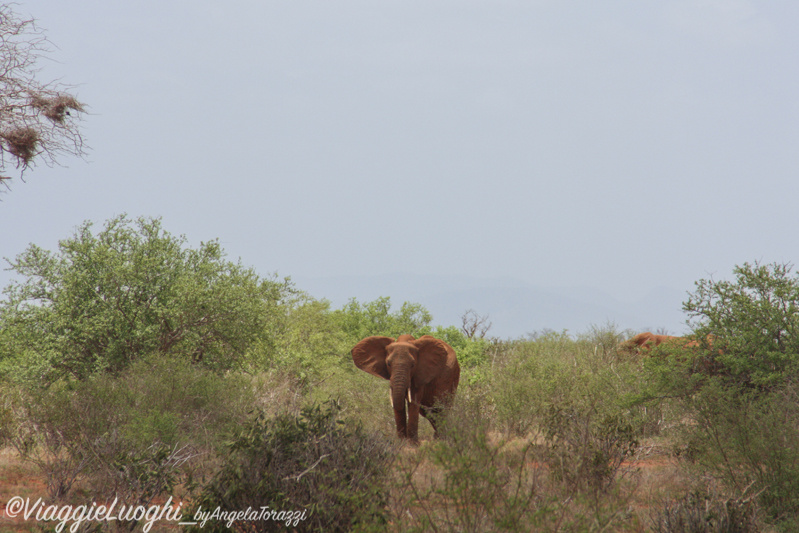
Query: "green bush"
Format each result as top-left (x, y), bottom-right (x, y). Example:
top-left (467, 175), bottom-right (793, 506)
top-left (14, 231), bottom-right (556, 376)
top-left (490, 342), bottom-right (553, 437)
top-left (673, 382), bottom-right (799, 529)
top-left (188, 400), bottom-right (395, 533)
top-left (490, 330), bottom-right (652, 441)
top-left (0, 215), bottom-right (288, 382)
top-left (9, 353), bottom-right (252, 502)
top-left (429, 325), bottom-right (491, 367)
top-left (393, 387), bottom-right (548, 533)
top-left (641, 262), bottom-right (799, 529)
top-left (331, 297), bottom-right (433, 342)
top-left (578, 323), bottom-right (635, 367)
top-left (266, 294), bottom-right (348, 381)
top-left (543, 404), bottom-right (638, 493)
top-left (683, 261), bottom-right (799, 389)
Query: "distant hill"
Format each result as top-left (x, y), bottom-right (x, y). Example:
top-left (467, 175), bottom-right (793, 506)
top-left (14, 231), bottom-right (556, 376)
top-left (296, 273), bottom-right (690, 339)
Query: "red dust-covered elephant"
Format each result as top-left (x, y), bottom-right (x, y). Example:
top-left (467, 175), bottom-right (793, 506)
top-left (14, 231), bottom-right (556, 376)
top-left (621, 332), bottom-right (723, 377)
top-left (621, 332), bottom-right (681, 352)
top-left (352, 334), bottom-right (460, 443)
top-left (621, 332), bottom-right (717, 353)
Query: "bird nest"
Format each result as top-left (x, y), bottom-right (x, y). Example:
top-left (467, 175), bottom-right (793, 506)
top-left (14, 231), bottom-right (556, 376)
top-left (31, 94), bottom-right (85, 124)
top-left (2, 127), bottom-right (40, 165)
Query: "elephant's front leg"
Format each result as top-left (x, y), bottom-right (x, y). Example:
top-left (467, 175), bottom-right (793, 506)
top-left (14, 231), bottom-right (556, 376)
top-left (393, 405), bottom-right (407, 439)
top-left (406, 386), bottom-right (424, 443)
top-left (406, 401), bottom-right (420, 443)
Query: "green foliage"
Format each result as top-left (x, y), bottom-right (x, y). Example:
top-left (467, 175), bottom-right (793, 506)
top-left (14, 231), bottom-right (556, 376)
top-left (188, 400), bottom-right (395, 532)
top-left (490, 341), bottom-right (553, 436)
top-left (279, 297), bottom-right (345, 361)
top-left (491, 330), bottom-right (652, 441)
top-left (674, 382), bottom-right (799, 528)
top-left (684, 261), bottom-right (799, 388)
top-left (0, 215), bottom-right (287, 382)
top-left (429, 325), bottom-right (490, 368)
top-left (106, 441), bottom-right (191, 512)
top-left (395, 388), bottom-right (548, 533)
top-left (639, 262), bottom-right (799, 530)
top-left (543, 405), bottom-right (638, 494)
top-left (331, 296), bottom-right (432, 342)
top-left (514, 333), bottom-right (641, 493)
top-left (9, 353), bottom-right (251, 501)
top-left (7, 215), bottom-right (794, 530)
top-left (393, 378), bottom-right (643, 532)
top-left (578, 323), bottom-right (634, 367)
top-left (260, 292), bottom-right (349, 381)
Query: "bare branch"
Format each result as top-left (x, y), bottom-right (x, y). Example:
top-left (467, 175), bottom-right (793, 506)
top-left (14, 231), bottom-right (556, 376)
top-left (284, 453), bottom-right (331, 481)
top-left (0, 4), bottom-right (86, 185)
top-left (460, 308), bottom-right (492, 339)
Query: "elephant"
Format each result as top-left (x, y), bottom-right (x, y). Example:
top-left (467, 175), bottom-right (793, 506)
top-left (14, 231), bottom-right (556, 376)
top-left (620, 331), bottom-right (681, 353)
top-left (621, 332), bottom-right (724, 376)
top-left (351, 334), bottom-right (460, 443)
top-left (621, 332), bottom-right (718, 353)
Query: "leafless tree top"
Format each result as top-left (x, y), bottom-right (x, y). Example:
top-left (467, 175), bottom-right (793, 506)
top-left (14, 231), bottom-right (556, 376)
top-left (460, 308), bottom-right (492, 339)
top-left (0, 4), bottom-right (86, 186)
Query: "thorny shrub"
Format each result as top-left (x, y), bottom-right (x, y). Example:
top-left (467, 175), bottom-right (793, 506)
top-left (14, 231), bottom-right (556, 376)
top-left (187, 400), bottom-right (395, 533)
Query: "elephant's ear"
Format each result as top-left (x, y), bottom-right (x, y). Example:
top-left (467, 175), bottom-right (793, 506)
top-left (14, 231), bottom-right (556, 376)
top-left (413, 336), bottom-right (449, 386)
top-left (352, 336), bottom-right (394, 380)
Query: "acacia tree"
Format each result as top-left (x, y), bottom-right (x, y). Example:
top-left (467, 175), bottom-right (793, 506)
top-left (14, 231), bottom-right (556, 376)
top-left (684, 261), bottom-right (799, 388)
top-left (0, 4), bottom-right (85, 185)
top-left (0, 215), bottom-right (288, 382)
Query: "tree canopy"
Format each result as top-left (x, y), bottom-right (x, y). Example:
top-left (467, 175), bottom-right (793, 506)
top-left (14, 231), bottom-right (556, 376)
top-left (683, 261), bottom-right (799, 388)
top-left (0, 215), bottom-right (286, 382)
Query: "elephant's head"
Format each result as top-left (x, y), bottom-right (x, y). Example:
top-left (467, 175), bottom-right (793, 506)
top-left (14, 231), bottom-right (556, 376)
top-left (620, 332), bottom-right (655, 353)
top-left (352, 335), bottom-right (450, 440)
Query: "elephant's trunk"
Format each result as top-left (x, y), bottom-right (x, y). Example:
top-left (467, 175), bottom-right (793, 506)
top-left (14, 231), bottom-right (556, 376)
top-left (390, 368), bottom-right (410, 438)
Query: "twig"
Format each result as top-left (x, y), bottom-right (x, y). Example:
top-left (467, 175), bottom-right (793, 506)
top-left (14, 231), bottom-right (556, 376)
top-left (285, 454), bottom-right (330, 481)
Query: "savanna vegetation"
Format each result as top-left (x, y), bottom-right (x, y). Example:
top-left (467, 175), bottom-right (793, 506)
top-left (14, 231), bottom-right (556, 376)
top-left (1, 216), bottom-right (797, 532)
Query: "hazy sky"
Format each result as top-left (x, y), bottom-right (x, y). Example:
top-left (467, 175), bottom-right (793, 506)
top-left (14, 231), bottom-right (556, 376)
top-left (2, 1), bottom-right (798, 331)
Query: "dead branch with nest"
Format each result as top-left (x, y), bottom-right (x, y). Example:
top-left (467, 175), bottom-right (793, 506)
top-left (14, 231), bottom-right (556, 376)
top-left (0, 4), bottom-right (86, 185)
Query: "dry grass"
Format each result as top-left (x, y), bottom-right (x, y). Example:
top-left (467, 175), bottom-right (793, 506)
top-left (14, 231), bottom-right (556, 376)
top-left (0, 447), bottom-right (48, 532)
top-left (0, 332), bottom-right (779, 532)
top-left (0, 447), bottom-right (46, 501)
top-left (0, 431), bottom-right (772, 532)
top-left (0, 447), bottom-right (189, 532)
